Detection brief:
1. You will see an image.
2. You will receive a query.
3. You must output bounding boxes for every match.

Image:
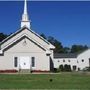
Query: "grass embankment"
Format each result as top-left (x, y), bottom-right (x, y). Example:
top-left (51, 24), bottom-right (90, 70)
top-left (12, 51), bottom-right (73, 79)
top-left (0, 72), bottom-right (90, 89)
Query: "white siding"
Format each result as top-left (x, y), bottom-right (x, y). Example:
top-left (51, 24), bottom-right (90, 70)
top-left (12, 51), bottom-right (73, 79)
top-left (77, 49), bottom-right (90, 70)
top-left (1, 29), bottom-right (51, 50)
top-left (54, 58), bottom-right (78, 71)
top-left (0, 37), bottom-right (50, 71)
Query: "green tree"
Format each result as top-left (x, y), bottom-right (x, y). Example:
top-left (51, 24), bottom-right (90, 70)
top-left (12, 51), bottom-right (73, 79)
top-left (48, 36), bottom-right (64, 53)
top-left (71, 45), bottom-right (88, 53)
top-left (63, 47), bottom-right (71, 53)
top-left (0, 33), bottom-right (8, 42)
top-left (64, 64), bottom-right (71, 72)
top-left (40, 33), bottom-right (89, 54)
top-left (68, 65), bottom-right (71, 71)
top-left (40, 33), bottom-right (47, 39)
top-left (59, 65), bottom-right (64, 71)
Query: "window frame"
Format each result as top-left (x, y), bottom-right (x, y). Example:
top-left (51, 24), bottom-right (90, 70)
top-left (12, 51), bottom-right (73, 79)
top-left (31, 57), bottom-right (35, 67)
top-left (14, 57), bottom-right (18, 67)
top-left (68, 60), bottom-right (70, 62)
top-left (82, 59), bottom-right (84, 62)
top-left (63, 59), bottom-right (65, 62)
top-left (89, 58), bottom-right (90, 67)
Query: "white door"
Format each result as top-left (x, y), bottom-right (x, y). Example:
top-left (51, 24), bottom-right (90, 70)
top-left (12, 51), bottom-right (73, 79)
top-left (19, 57), bottom-right (30, 69)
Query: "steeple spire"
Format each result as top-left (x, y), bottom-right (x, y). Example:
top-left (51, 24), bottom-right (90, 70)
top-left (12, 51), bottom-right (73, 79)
top-left (21, 0), bottom-right (30, 29)
top-left (24, 0), bottom-right (27, 14)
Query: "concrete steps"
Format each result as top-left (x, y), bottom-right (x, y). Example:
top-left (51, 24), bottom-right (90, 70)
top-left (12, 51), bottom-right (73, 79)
top-left (19, 69), bottom-right (31, 73)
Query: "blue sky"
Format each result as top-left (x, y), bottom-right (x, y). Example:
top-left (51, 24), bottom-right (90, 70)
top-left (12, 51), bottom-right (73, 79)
top-left (0, 1), bottom-right (90, 47)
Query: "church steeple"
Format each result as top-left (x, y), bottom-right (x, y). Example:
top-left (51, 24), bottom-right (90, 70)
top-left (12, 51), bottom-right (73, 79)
top-left (21, 0), bottom-right (30, 29)
top-left (24, 0), bottom-right (27, 14)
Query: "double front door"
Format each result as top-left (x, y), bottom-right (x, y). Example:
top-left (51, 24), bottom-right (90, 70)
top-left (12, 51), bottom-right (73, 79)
top-left (19, 56), bottom-right (31, 69)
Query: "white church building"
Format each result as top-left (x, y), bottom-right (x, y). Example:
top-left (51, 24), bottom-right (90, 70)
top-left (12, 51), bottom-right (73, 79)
top-left (0, 0), bottom-right (55, 73)
top-left (0, 0), bottom-right (90, 73)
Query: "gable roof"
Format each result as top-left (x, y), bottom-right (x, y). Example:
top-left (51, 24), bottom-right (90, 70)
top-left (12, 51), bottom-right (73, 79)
top-left (54, 53), bottom-right (77, 58)
top-left (0, 26), bottom-right (55, 54)
top-left (76, 48), bottom-right (89, 56)
top-left (54, 48), bottom-right (90, 59)
top-left (3, 35), bottom-right (46, 52)
top-left (0, 33), bottom-right (52, 55)
top-left (0, 26), bottom-right (51, 45)
top-left (0, 27), bottom-right (28, 45)
top-left (0, 26), bottom-right (55, 49)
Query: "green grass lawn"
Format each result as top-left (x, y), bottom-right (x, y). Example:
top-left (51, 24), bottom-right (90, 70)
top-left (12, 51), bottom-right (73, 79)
top-left (0, 72), bottom-right (90, 89)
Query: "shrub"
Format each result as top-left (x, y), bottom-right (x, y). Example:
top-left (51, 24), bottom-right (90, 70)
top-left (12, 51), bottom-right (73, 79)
top-left (0, 69), bottom-right (18, 73)
top-left (53, 68), bottom-right (60, 73)
top-left (83, 67), bottom-right (90, 71)
top-left (68, 65), bottom-right (71, 71)
top-left (53, 68), bottom-right (58, 73)
top-left (59, 65), bottom-right (64, 71)
top-left (49, 79), bottom-right (53, 82)
top-left (58, 64), bottom-right (71, 72)
top-left (73, 65), bottom-right (77, 71)
top-left (64, 64), bottom-right (68, 71)
top-left (54, 64), bottom-right (71, 73)
top-left (64, 64), bottom-right (71, 72)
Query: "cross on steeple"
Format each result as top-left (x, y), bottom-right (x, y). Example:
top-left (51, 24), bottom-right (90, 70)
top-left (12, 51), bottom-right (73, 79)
top-left (21, 0), bottom-right (30, 29)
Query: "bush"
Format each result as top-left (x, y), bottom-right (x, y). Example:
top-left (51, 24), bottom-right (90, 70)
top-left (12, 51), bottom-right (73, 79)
top-left (53, 68), bottom-right (58, 73)
top-left (83, 67), bottom-right (90, 71)
top-left (0, 69), bottom-right (18, 73)
top-left (53, 68), bottom-right (61, 73)
top-left (73, 65), bottom-right (77, 71)
top-left (54, 64), bottom-right (71, 73)
top-left (64, 64), bottom-right (68, 71)
top-left (58, 64), bottom-right (71, 72)
top-left (64, 64), bottom-right (71, 72)
top-left (68, 65), bottom-right (71, 71)
top-left (59, 65), bottom-right (64, 71)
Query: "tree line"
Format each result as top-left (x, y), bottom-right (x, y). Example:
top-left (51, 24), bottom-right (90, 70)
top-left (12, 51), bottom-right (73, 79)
top-left (0, 33), bottom-right (88, 53)
top-left (40, 33), bottom-right (88, 53)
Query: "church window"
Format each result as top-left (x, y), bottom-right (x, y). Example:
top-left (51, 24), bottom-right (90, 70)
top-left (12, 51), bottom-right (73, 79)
top-left (58, 60), bottom-right (60, 62)
top-left (31, 57), bottom-right (35, 67)
top-left (77, 60), bottom-right (79, 63)
top-left (63, 59), bottom-right (65, 62)
top-left (82, 59), bottom-right (84, 62)
top-left (89, 58), bottom-right (90, 67)
top-left (14, 57), bottom-right (18, 67)
top-left (23, 39), bottom-right (27, 46)
top-left (68, 60), bottom-right (70, 62)
top-left (73, 65), bottom-right (77, 71)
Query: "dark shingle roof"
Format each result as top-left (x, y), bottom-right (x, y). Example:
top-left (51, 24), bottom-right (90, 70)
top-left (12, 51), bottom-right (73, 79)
top-left (54, 53), bottom-right (77, 58)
